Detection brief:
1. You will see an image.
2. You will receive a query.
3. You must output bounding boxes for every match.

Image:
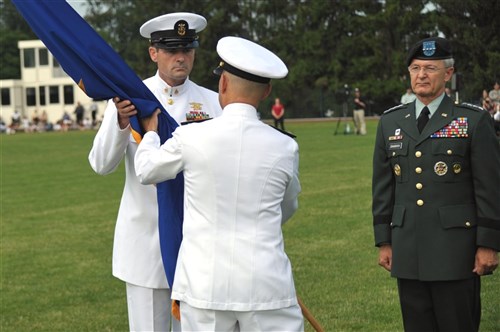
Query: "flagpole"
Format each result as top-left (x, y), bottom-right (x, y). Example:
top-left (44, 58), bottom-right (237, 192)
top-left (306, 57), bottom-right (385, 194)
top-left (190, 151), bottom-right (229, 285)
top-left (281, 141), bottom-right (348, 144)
top-left (298, 297), bottom-right (325, 332)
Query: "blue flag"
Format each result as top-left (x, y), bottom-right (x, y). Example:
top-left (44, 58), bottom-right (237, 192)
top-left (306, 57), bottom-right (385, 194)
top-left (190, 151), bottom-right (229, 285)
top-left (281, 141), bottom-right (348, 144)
top-left (12, 0), bottom-right (183, 288)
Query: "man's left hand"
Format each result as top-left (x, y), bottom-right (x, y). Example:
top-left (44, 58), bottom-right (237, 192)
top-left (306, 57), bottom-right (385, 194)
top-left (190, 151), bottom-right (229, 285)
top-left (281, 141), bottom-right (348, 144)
top-left (473, 247), bottom-right (499, 275)
top-left (140, 109), bottom-right (161, 133)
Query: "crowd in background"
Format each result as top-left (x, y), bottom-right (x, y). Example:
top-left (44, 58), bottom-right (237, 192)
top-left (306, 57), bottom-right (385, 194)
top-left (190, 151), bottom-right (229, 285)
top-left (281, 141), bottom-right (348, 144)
top-left (1, 100), bottom-right (102, 135)
top-left (2, 82), bottom-right (500, 137)
top-left (399, 81), bottom-right (500, 137)
top-left (482, 81), bottom-right (500, 136)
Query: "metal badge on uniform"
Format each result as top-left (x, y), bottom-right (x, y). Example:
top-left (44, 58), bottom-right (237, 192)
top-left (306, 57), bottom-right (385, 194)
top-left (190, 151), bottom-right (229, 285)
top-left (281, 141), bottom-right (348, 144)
top-left (430, 117), bottom-right (468, 138)
top-left (452, 163), bottom-right (462, 174)
top-left (389, 128), bottom-right (403, 141)
top-left (393, 164), bottom-right (401, 176)
top-left (434, 161), bottom-right (448, 176)
top-left (190, 102), bottom-right (203, 110)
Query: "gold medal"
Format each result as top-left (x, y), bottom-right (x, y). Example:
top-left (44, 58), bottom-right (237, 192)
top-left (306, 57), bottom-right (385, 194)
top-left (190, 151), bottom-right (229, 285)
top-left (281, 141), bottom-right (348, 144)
top-left (168, 99), bottom-right (174, 105)
top-left (394, 164), bottom-right (401, 176)
top-left (434, 161), bottom-right (448, 176)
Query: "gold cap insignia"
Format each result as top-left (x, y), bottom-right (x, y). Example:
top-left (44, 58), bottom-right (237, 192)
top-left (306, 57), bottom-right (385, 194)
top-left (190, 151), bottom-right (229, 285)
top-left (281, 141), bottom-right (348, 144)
top-left (175, 20), bottom-right (188, 36)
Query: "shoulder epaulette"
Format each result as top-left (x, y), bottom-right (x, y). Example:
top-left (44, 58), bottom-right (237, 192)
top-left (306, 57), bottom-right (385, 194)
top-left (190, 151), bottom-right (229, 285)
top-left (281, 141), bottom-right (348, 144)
top-left (268, 124), bottom-right (297, 138)
top-left (383, 104), bottom-right (407, 115)
top-left (458, 102), bottom-right (484, 112)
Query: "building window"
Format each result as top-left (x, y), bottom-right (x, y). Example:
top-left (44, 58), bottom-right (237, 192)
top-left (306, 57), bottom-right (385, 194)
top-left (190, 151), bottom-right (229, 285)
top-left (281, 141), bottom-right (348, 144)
top-left (63, 85), bottom-right (74, 105)
top-left (1, 88), bottom-right (11, 106)
top-left (23, 48), bottom-right (36, 68)
top-left (52, 57), bottom-right (65, 77)
top-left (39, 86), bottom-right (46, 105)
top-left (26, 87), bottom-right (36, 106)
top-left (39, 48), bottom-right (49, 66)
top-left (49, 85), bottom-right (59, 104)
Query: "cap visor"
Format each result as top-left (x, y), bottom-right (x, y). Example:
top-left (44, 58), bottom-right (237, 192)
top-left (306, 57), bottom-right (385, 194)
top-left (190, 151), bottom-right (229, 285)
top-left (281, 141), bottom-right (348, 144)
top-left (154, 40), bottom-right (199, 50)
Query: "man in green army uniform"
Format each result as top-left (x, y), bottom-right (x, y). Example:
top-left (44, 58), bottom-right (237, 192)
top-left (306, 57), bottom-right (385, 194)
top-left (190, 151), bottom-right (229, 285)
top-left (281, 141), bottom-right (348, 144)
top-left (372, 37), bottom-right (500, 332)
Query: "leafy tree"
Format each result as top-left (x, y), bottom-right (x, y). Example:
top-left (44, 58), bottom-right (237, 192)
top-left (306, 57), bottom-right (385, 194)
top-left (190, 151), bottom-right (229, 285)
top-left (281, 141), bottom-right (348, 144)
top-left (355, 0), bottom-right (429, 113)
top-left (430, 0), bottom-right (500, 103)
top-left (0, 0), bottom-right (36, 79)
top-left (84, 0), bottom-right (245, 91)
top-left (2, 0), bottom-right (498, 116)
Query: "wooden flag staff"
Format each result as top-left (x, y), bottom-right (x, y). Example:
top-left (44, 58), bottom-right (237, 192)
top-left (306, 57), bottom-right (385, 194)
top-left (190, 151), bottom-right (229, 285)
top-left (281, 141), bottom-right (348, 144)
top-left (298, 297), bottom-right (325, 332)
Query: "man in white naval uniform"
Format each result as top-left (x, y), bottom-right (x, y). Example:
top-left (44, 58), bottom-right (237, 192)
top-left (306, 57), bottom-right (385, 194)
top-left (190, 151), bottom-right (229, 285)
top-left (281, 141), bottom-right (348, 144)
top-left (88, 13), bottom-right (221, 332)
top-left (135, 36), bottom-right (304, 332)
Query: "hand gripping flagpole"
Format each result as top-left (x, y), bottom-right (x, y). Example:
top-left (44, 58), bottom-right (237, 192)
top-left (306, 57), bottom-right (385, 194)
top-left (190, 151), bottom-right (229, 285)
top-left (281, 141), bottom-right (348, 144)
top-left (298, 297), bottom-right (325, 332)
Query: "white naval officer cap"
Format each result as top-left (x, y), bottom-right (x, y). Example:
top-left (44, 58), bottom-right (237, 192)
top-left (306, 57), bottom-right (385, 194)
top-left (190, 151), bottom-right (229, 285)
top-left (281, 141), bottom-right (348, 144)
top-left (140, 12), bottom-right (207, 50)
top-left (213, 36), bottom-right (288, 84)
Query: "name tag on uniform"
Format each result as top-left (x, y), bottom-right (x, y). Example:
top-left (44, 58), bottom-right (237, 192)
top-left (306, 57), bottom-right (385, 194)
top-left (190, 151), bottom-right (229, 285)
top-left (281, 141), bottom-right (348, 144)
top-left (389, 142), bottom-right (403, 150)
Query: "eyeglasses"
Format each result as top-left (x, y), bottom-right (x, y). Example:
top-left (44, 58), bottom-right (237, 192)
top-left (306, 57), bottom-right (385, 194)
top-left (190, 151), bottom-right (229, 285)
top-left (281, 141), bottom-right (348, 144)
top-left (408, 65), bottom-right (446, 74)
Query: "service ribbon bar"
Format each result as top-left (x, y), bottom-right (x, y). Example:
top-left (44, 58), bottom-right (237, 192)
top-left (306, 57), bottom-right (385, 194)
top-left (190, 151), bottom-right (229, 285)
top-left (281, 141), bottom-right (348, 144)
top-left (430, 117), bottom-right (468, 138)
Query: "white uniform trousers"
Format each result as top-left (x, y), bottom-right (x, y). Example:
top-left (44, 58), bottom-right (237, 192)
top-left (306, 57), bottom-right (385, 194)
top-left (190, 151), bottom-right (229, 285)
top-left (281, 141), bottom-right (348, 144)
top-left (180, 302), bottom-right (304, 332)
top-left (126, 283), bottom-right (181, 332)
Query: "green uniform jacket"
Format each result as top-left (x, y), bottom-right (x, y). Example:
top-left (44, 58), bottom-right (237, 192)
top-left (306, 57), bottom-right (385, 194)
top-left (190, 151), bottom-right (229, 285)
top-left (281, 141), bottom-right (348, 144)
top-left (372, 96), bottom-right (500, 281)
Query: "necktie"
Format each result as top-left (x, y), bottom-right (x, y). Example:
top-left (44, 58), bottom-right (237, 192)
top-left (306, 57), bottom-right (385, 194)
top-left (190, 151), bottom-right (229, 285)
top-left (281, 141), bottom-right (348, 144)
top-left (417, 106), bottom-right (430, 133)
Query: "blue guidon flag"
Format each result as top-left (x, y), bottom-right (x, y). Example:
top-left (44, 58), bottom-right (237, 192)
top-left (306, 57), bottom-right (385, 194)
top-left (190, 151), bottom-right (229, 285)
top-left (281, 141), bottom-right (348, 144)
top-left (12, 0), bottom-right (183, 288)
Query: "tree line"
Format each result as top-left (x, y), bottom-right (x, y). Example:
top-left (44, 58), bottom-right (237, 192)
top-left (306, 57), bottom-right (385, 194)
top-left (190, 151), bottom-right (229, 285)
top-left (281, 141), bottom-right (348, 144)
top-left (1, 0), bottom-right (499, 118)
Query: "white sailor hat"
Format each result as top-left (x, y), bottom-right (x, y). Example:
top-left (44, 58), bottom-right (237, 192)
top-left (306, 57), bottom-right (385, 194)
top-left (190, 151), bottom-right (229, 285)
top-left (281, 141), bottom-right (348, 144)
top-left (213, 36), bottom-right (288, 84)
top-left (140, 12), bottom-right (207, 50)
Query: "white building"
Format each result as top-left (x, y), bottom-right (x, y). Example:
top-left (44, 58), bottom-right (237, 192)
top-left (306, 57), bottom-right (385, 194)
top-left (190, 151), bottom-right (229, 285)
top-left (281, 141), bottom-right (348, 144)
top-left (0, 40), bottom-right (97, 126)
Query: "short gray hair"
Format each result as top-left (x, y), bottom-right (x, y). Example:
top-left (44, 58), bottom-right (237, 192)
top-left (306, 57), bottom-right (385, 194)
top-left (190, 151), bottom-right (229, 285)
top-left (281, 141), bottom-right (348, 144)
top-left (443, 58), bottom-right (455, 68)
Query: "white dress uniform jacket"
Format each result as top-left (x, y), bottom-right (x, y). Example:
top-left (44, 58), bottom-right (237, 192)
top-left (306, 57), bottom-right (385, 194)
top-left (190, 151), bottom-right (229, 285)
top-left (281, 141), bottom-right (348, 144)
top-left (135, 103), bottom-right (301, 311)
top-left (88, 72), bottom-right (221, 288)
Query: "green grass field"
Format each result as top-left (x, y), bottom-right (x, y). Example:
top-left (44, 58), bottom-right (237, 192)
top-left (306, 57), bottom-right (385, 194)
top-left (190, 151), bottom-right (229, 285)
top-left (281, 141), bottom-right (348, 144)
top-left (1, 120), bottom-right (499, 331)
